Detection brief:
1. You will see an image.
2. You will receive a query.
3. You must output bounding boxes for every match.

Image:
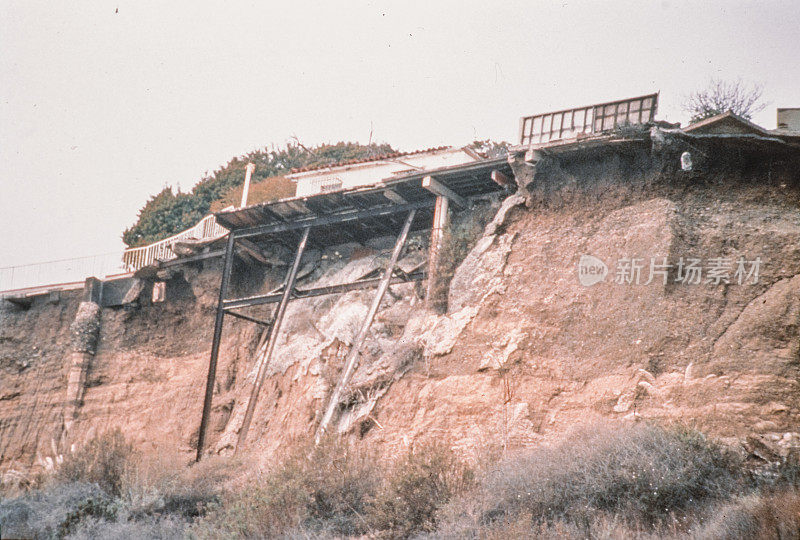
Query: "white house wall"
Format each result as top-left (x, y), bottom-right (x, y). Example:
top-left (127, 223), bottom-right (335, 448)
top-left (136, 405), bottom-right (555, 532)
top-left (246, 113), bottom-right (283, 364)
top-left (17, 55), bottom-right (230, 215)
top-left (292, 149), bottom-right (477, 197)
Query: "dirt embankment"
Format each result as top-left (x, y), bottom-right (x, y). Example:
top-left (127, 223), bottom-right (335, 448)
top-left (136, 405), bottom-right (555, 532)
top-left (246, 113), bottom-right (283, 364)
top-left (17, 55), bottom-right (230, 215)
top-left (3, 155), bottom-right (800, 475)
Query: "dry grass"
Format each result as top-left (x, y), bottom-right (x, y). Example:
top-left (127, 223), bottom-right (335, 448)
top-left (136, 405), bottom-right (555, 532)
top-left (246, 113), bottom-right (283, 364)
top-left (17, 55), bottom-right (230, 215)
top-left (690, 491), bottom-right (800, 540)
top-left (6, 423), bottom-right (800, 538)
top-left (366, 441), bottom-right (474, 537)
top-left (209, 175), bottom-right (296, 212)
top-left (55, 428), bottom-right (133, 497)
top-left (434, 423), bottom-right (745, 538)
top-left (193, 438), bottom-right (380, 538)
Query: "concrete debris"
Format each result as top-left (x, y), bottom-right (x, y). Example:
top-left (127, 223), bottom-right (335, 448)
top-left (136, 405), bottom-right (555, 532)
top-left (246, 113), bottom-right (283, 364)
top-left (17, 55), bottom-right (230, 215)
top-left (423, 306), bottom-right (480, 357)
top-left (69, 302), bottom-right (102, 355)
top-left (121, 278), bottom-right (146, 305)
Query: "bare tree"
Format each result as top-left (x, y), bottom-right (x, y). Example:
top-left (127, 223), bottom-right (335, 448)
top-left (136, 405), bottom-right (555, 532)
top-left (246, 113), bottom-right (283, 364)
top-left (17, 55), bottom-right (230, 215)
top-left (683, 79), bottom-right (766, 123)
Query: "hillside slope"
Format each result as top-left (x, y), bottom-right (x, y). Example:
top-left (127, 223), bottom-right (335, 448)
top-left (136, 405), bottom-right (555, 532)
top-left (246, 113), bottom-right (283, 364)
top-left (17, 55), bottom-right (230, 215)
top-left (2, 150), bottom-right (800, 478)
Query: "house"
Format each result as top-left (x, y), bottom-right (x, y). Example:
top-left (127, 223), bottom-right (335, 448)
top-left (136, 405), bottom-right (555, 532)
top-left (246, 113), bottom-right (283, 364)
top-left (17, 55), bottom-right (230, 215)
top-left (682, 110), bottom-right (773, 136)
top-left (681, 109), bottom-right (800, 148)
top-left (287, 146), bottom-right (481, 197)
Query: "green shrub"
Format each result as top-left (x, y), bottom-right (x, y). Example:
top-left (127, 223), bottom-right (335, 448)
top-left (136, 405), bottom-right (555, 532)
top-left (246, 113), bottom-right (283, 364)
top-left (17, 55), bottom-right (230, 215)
top-left (123, 142), bottom-right (395, 247)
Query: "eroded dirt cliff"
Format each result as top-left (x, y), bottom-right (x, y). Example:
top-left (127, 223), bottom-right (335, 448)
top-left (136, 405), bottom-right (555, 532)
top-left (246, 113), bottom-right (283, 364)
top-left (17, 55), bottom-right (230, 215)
top-left (3, 154), bottom-right (800, 478)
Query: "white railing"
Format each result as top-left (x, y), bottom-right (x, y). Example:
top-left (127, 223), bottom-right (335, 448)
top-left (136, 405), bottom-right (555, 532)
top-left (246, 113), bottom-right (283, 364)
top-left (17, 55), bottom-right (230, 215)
top-left (122, 214), bottom-right (227, 272)
top-left (0, 252), bottom-right (128, 296)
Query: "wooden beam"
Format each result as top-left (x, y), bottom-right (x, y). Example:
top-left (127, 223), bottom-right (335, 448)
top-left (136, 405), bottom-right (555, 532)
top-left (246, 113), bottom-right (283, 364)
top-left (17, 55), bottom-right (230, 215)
top-left (383, 189), bottom-right (407, 204)
top-left (223, 271), bottom-right (424, 309)
top-left (491, 169), bottom-right (513, 187)
top-left (236, 238), bottom-right (270, 265)
top-left (234, 200), bottom-right (431, 240)
top-left (236, 227), bottom-right (311, 451)
top-left (223, 309), bottom-right (272, 327)
top-left (159, 249), bottom-right (225, 268)
top-left (422, 176), bottom-right (467, 209)
top-left (315, 210), bottom-right (416, 444)
top-left (425, 196), bottom-right (449, 310)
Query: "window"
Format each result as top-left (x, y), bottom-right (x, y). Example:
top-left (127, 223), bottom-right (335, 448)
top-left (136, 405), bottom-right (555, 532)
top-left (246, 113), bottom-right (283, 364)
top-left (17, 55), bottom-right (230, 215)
top-left (313, 176), bottom-right (343, 193)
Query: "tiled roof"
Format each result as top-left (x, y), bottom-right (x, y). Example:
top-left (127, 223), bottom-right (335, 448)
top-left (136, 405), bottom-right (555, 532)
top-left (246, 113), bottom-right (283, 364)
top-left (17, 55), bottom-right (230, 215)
top-left (683, 111), bottom-right (770, 136)
top-left (289, 145), bottom-right (453, 174)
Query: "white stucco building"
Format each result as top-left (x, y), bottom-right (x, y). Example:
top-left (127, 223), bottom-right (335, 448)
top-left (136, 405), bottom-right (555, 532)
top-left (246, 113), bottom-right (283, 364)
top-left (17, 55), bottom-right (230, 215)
top-left (288, 146), bottom-right (480, 197)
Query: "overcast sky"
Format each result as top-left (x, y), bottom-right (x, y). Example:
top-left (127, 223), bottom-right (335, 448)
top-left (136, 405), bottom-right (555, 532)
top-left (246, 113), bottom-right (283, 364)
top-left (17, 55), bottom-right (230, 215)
top-left (1, 0), bottom-right (798, 268)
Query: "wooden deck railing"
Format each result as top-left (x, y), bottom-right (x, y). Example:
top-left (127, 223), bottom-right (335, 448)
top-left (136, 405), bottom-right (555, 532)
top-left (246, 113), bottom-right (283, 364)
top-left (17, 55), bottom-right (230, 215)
top-left (122, 214), bottom-right (228, 271)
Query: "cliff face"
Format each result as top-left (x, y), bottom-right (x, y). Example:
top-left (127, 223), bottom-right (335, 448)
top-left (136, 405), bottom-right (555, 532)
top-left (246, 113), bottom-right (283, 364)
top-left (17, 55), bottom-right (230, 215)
top-left (3, 152), bottom-right (800, 478)
top-left (0, 273), bottom-right (261, 474)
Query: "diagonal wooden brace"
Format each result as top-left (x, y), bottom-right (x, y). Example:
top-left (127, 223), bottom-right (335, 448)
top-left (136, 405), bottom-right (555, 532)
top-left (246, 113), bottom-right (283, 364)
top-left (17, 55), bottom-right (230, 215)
top-left (315, 209), bottom-right (417, 444)
top-left (236, 227), bottom-right (311, 451)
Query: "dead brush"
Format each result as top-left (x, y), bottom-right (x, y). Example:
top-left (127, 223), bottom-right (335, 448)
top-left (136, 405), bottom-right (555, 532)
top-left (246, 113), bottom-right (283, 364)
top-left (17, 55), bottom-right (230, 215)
top-left (434, 423), bottom-right (746, 537)
top-left (192, 437), bottom-right (379, 538)
top-left (690, 490), bottom-right (800, 539)
top-left (366, 441), bottom-right (475, 537)
top-left (55, 428), bottom-right (134, 497)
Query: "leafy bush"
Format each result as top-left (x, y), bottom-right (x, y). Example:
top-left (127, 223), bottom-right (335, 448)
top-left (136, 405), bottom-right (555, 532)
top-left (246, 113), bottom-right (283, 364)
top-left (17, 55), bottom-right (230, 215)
top-left (56, 428), bottom-right (134, 497)
top-left (123, 141), bottom-right (395, 247)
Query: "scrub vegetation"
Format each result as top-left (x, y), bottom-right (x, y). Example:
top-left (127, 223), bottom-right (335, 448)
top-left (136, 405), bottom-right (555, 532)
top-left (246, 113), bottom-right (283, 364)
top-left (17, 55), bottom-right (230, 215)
top-left (3, 423), bottom-right (799, 539)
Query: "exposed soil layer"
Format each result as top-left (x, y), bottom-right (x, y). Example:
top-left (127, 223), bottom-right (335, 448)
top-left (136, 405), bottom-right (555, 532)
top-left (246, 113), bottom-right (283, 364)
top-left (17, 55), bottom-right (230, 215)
top-left (3, 155), bottom-right (800, 475)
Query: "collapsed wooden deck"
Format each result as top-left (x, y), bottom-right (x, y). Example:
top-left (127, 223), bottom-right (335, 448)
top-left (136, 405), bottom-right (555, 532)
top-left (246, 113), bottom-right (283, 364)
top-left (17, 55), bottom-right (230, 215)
top-left (195, 157), bottom-right (514, 460)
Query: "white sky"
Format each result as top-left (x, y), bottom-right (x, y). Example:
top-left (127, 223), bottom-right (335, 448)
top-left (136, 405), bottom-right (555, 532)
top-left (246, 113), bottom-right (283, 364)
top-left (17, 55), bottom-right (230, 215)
top-left (1, 0), bottom-right (798, 268)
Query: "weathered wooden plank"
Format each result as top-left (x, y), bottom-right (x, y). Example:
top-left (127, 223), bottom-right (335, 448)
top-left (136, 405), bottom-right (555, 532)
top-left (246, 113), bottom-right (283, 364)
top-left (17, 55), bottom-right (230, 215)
top-left (422, 176), bottom-right (467, 209)
top-left (315, 210), bottom-right (417, 444)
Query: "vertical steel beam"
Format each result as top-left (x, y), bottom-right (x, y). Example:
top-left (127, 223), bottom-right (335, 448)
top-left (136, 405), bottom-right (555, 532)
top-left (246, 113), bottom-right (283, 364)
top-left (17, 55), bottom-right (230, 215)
top-left (196, 232), bottom-right (236, 462)
top-left (236, 226), bottom-right (311, 450)
top-left (315, 209), bottom-right (416, 444)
